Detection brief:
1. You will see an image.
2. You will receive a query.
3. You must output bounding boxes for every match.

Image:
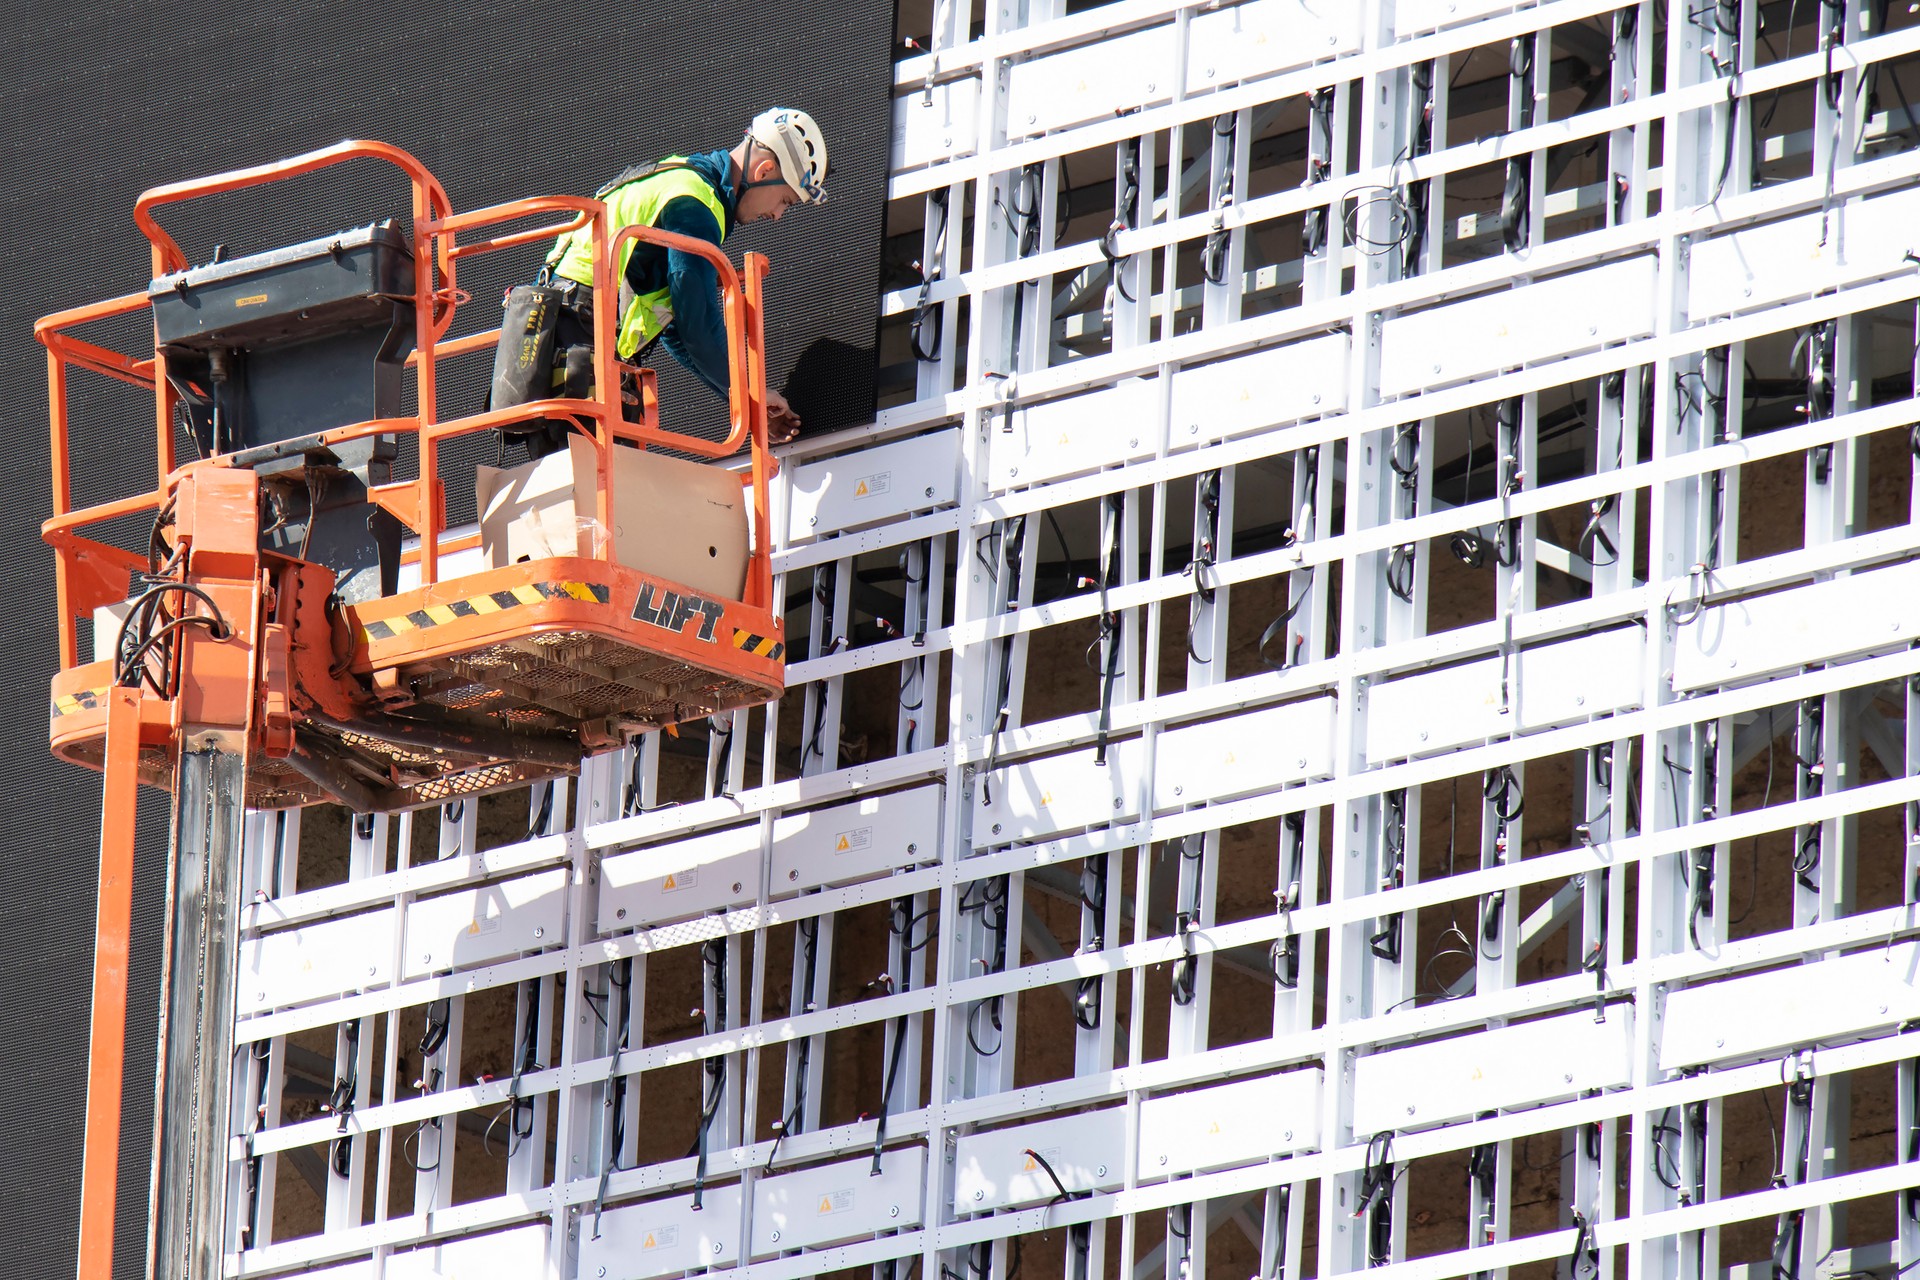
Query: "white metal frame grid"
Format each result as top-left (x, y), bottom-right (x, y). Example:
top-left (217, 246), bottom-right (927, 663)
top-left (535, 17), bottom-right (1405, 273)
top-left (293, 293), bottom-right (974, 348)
top-left (216, 2), bottom-right (1920, 1279)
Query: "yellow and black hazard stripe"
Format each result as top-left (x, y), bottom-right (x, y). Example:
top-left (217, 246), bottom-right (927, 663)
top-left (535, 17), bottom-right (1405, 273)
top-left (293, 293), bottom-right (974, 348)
top-left (52, 686), bottom-right (109, 719)
top-left (359, 580), bottom-right (610, 644)
top-left (731, 629), bottom-right (784, 661)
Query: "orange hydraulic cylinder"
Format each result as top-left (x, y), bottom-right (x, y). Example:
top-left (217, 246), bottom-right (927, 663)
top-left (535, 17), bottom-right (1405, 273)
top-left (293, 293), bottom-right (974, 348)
top-left (76, 685), bottom-right (143, 1280)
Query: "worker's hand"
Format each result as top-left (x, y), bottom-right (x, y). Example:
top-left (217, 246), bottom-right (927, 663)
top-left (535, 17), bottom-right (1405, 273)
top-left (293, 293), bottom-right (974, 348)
top-left (766, 389), bottom-right (802, 445)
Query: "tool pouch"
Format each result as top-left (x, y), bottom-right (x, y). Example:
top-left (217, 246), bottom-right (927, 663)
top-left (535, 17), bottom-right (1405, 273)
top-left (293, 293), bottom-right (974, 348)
top-left (489, 283), bottom-right (564, 414)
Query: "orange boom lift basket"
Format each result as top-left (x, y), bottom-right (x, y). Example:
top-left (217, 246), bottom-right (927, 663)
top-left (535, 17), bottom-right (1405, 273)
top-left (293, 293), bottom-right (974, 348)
top-left (39, 140), bottom-right (786, 814)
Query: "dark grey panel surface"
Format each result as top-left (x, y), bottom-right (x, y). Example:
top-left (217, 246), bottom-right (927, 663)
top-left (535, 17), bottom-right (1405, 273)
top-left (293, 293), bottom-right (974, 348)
top-left (0, 3), bottom-right (892, 1275)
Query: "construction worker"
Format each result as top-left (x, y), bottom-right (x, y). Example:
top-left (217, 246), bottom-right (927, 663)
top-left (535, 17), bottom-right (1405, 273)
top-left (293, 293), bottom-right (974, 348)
top-left (493, 107), bottom-right (827, 454)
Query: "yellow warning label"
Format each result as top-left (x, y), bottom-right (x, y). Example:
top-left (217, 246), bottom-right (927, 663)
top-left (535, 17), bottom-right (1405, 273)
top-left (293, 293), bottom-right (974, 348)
top-left (664, 873), bottom-right (678, 890)
top-left (1224, 751), bottom-right (1237, 765)
top-left (1209, 1120), bottom-right (1222, 1135)
top-left (820, 1196), bottom-right (835, 1213)
top-left (832, 826), bottom-right (873, 856)
top-left (854, 480), bottom-right (869, 497)
top-left (643, 1233), bottom-right (657, 1250)
top-left (1022, 1154), bottom-right (1037, 1171)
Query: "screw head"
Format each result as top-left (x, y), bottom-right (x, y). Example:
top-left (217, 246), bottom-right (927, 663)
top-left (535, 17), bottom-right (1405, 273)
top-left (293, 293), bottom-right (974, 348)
top-left (992, 823), bottom-right (1003, 835)
top-left (732, 882), bottom-right (744, 894)
top-left (788, 869), bottom-right (800, 881)
top-left (533, 927), bottom-right (544, 940)
top-left (1159, 1154), bottom-right (1168, 1165)
top-left (890, 1205), bottom-right (901, 1218)
top-left (368, 965), bottom-right (378, 977)
top-left (713, 1243), bottom-right (723, 1255)
top-left (975, 1189), bottom-right (985, 1201)
top-left (1096, 1164), bottom-right (1108, 1176)
top-left (616, 907), bottom-right (627, 920)
top-left (908, 843), bottom-right (918, 855)
top-left (772, 1230), bottom-right (782, 1242)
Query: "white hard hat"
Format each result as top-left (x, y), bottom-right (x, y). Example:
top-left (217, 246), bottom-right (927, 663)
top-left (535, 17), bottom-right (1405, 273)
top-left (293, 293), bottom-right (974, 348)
top-left (748, 107), bottom-right (829, 205)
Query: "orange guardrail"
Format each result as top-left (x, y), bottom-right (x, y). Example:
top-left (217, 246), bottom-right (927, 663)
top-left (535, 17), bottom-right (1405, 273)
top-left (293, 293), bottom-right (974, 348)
top-left (37, 138), bottom-right (777, 671)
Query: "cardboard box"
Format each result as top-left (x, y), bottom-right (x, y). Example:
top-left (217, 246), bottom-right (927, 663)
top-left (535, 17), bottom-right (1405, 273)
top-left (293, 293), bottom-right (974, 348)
top-left (476, 436), bottom-right (749, 601)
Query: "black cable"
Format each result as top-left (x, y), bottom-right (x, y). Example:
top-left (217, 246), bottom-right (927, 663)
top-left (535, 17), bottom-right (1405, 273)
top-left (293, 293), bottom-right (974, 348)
top-left (1201, 114), bottom-right (1237, 286)
top-left (909, 187), bottom-right (950, 362)
top-left (1492, 398), bottom-right (1524, 569)
top-left (622, 740), bottom-right (647, 817)
top-left (1576, 495), bottom-right (1620, 566)
top-left (709, 715), bottom-right (735, 798)
top-left (1092, 495), bottom-right (1126, 765)
top-left (1302, 88), bottom-right (1335, 257)
top-left (113, 578), bottom-right (233, 693)
top-left (1185, 470), bottom-right (1221, 662)
top-left (1793, 697), bottom-right (1825, 891)
top-left (420, 999), bottom-right (450, 1057)
top-left (963, 877), bottom-right (1010, 1055)
top-left (871, 898), bottom-right (920, 1175)
top-left (1651, 1106), bottom-right (1684, 1190)
top-left (765, 917), bottom-right (819, 1173)
top-left (1044, 509), bottom-right (1077, 608)
top-left (1357, 1132), bottom-right (1398, 1266)
top-left (1503, 35), bottom-right (1536, 254)
top-left (1402, 60), bottom-right (1436, 276)
top-left (1170, 835), bottom-right (1205, 1005)
top-left (1259, 446), bottom-right (1321, 668)
top-left (1484, 764), bottom-right (1525, 823)
top-left (1074, 856), bottom-right (1109, 1030)
top-left (997, 164), bottom-right (1046, 433)
top-left (327, 1018), bottom-right (363, 1179)
top-left (690, 937), bottom-right (728, 1209)
top-left (1370, 789), bottom-right (1408, 963)
top-left (980, 517), bottom-right (1027, 804)
top-left (526, 781), bottom-right (553, 838)
top-left (1772, 1066), bottom-right (1816, 1280)
top-left (1104, 138), bottom-right (1142, 302)
top-left (401, 1066), bottom-right (445, 1175)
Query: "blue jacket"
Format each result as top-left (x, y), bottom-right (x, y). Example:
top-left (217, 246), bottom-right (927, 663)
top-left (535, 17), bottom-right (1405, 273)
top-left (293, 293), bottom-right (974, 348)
top-left (620, 148), bottom-right (737, 398)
